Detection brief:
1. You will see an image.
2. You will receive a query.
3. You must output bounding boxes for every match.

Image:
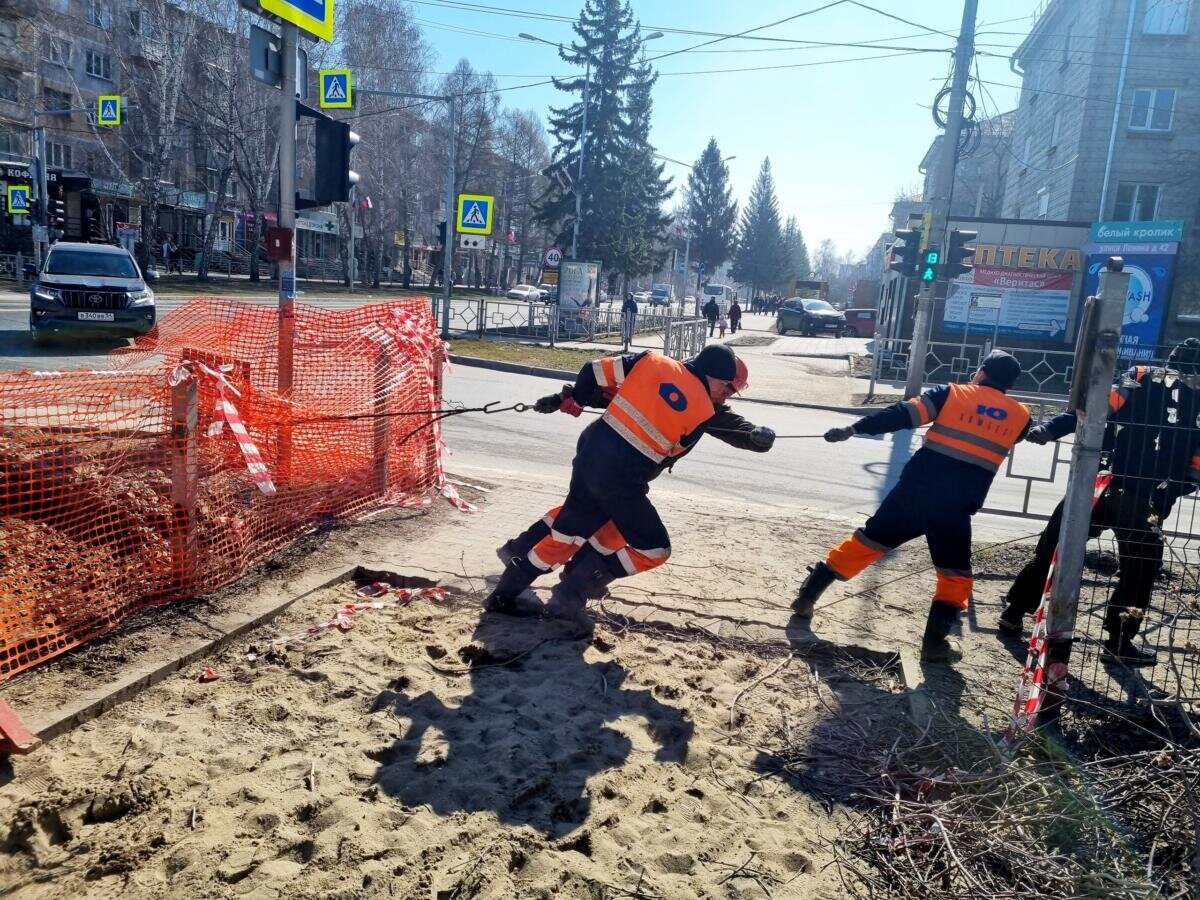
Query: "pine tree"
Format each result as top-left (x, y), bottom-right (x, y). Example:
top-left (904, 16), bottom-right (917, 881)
top-left (686, 138), bottom-right (738, 278)
top-left (534, 0), bottom-right (668, 279)
top-left (781, 215), bottom-right (811, 284)
top-left (731, 158), bottom-right (787, 297)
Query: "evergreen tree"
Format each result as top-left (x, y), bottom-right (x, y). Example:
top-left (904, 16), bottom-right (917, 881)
top-left (534, 0), bottom-right (668, 279)
top-left (731, 158), bottom-right (787, 297)
top-left (686, 138), bottom-right (738, 278)
top-left (781, 215), bottom-right (811, 284)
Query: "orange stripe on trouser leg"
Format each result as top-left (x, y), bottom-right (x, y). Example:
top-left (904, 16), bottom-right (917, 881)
top-left (529, 532), bottom-right (582, 571)
top-left (934, 571), bottom-right (973, 610)
top-left (589, 521), bottom-right (626, 555)
top-left (826, 532), bottom-right (887, 580)
top-left (616, 545), bottom-right (671, 575)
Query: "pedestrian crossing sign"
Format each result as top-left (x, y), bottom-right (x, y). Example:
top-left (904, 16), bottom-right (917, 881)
top-left (319, 69), bottom-right (352, 108)
top-left (97, 94), bottom-right (121, 126)
top-left (259, 0), bottom-right (334, 43)
top-left (456, 193), bottom-right (493, 235)
top-left (6, 184), bottom-right (28, 215)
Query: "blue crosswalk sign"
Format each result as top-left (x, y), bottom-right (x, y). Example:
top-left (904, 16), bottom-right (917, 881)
top-left (97, 95), bottom-right (121, 126)
top-left (457, 193), bottom-right (494, 235)
top-left (319, 69), bottom-right (352, 109)
top-left (7, 185), bottom-right (29, 215)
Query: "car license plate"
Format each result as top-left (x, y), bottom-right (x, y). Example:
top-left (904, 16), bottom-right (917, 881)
top-left (77, 311), bottom-right (115, 322)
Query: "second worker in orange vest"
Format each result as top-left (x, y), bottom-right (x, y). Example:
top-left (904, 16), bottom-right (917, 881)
top-left (484, 344), bottom-right (776, 635)
top-left (794, 350), bottom-right (1030, 662)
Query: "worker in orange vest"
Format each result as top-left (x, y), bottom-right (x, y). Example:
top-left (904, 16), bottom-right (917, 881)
top-left (794, 351), bottom-right (1030, 662)
top-left (485, 344), bottom-right (775, 634)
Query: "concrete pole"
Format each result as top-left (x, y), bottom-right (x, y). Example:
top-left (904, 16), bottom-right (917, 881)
top-left (348, 183), bottom-right (355, 292)
top-left (277, 22), bottom-right (298, 396)
top-left (441, 95), bottom-right (456, 338)
top-left (905, 0), bottom-right (978, 400)
top-left (1039, 258), bottom-right (1128, 725)
top-left (34, 123), bottom-right (49, 268)
top-left (571, 58), bottom-right (589, 261)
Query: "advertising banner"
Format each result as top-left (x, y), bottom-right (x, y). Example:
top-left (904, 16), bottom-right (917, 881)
top-left (942, 265), bottom-right (1074, 341)
top-left (559, 260), bottom-right (600, 308)
top-left (1082, 240), bottom-right (1179, 360)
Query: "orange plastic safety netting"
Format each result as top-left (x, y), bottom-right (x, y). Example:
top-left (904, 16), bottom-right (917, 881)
top-left (0, 296), bottom-right (458, 680)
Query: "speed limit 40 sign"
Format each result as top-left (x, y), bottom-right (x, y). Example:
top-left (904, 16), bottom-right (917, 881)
top-left (544, 247), bottom-right (563, 268)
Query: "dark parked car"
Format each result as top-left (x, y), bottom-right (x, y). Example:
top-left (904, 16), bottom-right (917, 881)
top-left (29, 242), bottom-right (157, 343)
top-left (843, 307), bottom-right (878, 338)
top-left (776, 298), bottom-right (847, 337)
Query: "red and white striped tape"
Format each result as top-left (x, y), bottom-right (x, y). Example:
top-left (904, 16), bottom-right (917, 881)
top-left (170, 362), bottom-right (277, 495)
top-left (1007, 472), bottom-right (1112, 742)
top-left (259, 584), bottom-right (448, 650)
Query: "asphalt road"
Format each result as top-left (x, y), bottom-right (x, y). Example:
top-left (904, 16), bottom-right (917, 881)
top-left (441, 365), bottom-right (1069, 543)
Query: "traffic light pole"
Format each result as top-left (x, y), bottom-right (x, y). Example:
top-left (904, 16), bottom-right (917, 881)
top-left (905, 0), bottom-right (977, 400)
top-left (278, 22), bottom-right (298, 400)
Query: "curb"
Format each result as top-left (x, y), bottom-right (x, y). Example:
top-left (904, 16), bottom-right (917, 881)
top-left (449, 354), bottom-right (886, 416)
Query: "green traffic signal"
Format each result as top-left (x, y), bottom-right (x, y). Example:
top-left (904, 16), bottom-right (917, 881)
top-left (921, 247), bottom-right (940, 281)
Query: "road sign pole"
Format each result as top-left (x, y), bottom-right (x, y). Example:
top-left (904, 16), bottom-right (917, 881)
top-left (33, 122), bottom-right (48, 268)
top-left (441, 94), bottom-right (456, 338)
top-left (571, 57), bottom-right (589, 261)
top-left (905, 0), bottom-right (977, 400)
top-left (277, 21), bottom-right (298, 480)
top-left (348, 183), bottom-right (355, 293)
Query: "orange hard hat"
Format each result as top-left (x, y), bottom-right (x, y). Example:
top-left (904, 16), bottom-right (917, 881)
top-left (733, 356), bottom-right (749, 393)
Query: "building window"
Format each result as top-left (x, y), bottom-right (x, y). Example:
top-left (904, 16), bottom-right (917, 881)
top-left (1022, 134), bottom-right (1033, 166)
top-left (128, 10), bottom-right (141, 34)
top-left (1061, 23), bottom-right (1072, 68)
top-left (44, 88), bottom-right (72, 113)
top-left (1114, 183), bottom-right (1161, 221)
top-left (1129, 87), bottom-right (1176, 130)
top-left (47, 141), bottom-right (72, 169)
top-left (1049, 110), bottom-right (1062, 150)
top-left (1144, 0), bottom-right (1190, 33)
top-left (85, 49), bottom-right (112, 80)
top-left (45, 37), bottom-right (72, 65)
top-left (0, 128), bottom-right (24, 155)
top-left (0, 20), bottom-right (16, 44)
top-left (1026, 61), bottom-right (1039, 102)
top-left (0, 70), bottom-right (19, 104)
top-left (86, 0), bottom-right (111, 28)
top-left (1037, 186), bottom-right (1050, 218)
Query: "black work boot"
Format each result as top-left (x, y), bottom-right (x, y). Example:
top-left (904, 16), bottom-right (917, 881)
top-left (483, 561), bottom-right (543, 617)
top-left (546, 554), bottom-right (616, 638)
top-left (793, 562), bottom-right (837, 619)
top-left (997, 604), bottom-right (1025, 637)
top-left (921, 601), bottom-right (964, 663)
top-left (1102, 610), bottom-right (1157, 667)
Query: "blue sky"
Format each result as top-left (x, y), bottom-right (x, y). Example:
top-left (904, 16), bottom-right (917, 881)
top-left (410, 0), bottom-right (1045, 257)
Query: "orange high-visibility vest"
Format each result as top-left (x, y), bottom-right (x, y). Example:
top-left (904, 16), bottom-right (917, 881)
top-left (921, 383), bottom-right (1029, 473)
top-left (601, 353), bottom-right (715, 463)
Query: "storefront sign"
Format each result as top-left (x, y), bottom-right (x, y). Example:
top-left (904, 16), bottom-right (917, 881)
top-left (970, 244), bottom-right (1082, 271)
top-left (1090, 220), bottom-right (1184, 243)
top-left (943, 266), bottom-right (1074, 341)
top-left (1083, 240), bottom-right (1179, 360)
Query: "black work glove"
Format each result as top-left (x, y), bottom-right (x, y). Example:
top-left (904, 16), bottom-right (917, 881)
top-left (534, 383), bottom-right (574, 414)
top-left (825, 426), bottom-right (855, 443)
top-left (749, 426), bottom-right (775, 451)
top-left (1024, 425), bottom-right (1051, 445)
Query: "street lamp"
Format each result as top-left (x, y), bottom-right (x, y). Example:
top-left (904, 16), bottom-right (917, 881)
top-left (519, 30), bottom-right (663, 260)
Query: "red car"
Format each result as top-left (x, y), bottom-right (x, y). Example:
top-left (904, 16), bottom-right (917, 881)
top-left (842, 308), bottom-right (877, 338)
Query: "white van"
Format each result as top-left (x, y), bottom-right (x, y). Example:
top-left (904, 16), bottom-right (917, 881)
top-left (701, 283), bottom-right (738, 314)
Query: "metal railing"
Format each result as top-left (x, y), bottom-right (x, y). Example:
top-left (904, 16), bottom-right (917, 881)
top-left (0, 252), bottom-right (30, 283)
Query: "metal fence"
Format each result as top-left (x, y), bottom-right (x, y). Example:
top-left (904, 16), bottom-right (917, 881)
top-left (0, 252), bottom-right (31, 283)
top-left (432, 297), bottom-right (707, 360)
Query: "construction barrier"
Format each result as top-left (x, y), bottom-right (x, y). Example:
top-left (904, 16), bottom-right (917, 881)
top-left (0, 297), bottom-right (455, 681)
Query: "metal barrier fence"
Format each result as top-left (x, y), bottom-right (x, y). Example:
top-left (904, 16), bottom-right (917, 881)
top-left (0, 252), bottom-right (30, 283)
top-left (432, 297), bottom-right (707, 360)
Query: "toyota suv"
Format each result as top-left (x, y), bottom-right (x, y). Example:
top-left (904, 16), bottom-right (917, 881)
top-left (29, 242), bottom-right (157, 344)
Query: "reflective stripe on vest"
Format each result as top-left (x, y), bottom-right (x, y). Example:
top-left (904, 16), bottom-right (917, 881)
top-left (592, 355), bottom-right (627, 389)
top-left (922, 383), bottom-right (1029, 473)
top-left (601, 353), bottom-right (714, 463)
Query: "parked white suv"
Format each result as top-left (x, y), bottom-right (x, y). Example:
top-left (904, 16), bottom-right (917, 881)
top-left (30, 242), bottom-right (157, 344)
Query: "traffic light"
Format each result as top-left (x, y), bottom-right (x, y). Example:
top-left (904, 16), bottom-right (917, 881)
top-left (314, 116), bottom-right (360, 205)
top-left (436, 221), bottom-right (447, 247)
top-left (943, 229), bottom-right (978, 280)
top-left (888, 228), bottom-right (922, 276)
top-left (920, 247), bottom-right (940, 283)
top-left (48, 197), bottom-right (66, 229)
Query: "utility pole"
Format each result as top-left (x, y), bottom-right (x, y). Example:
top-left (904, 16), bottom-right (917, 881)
top-left (442, 95), bottom-right (455, 337)
top-left (905, 0), bottom-right (978, 400)
top-left (277, 22), bottom-right (298, 398)
top-left (571, 57), bottom-right (590, 261)
top-left (1038, 259), bottom-right (1128, 725)
top-left (348, 183), bottom-right (356, 292)
top-left (33, 123), bottom-right (48, 270)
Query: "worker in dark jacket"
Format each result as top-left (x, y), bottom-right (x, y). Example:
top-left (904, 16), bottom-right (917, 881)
top-left (999, 339), bottom-right (1200, 666)
top-left (794, 351), bottom-right (1030, 662)
top-left (703, 298), bottom-right (720, 336)
top-left (485, 344), bottom-right (775, 634)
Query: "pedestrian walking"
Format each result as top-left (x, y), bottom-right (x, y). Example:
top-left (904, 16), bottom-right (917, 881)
top-left (729, 299), bottom-right (742, 334)
top-left (620, 291), bottom-right (638, 347)
top-left (703, 297), bottom-right (719, 336)
top-left (161, 237), bottom-right (171, 273)
top-left (485, 344), bottom-right (776, 634)
top-left (717, 313), bottom-right (728, 338)
top-left (999, 340), bottom-right (1200, 665)
top-left (794, 351), bottom-right (1029, 662)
